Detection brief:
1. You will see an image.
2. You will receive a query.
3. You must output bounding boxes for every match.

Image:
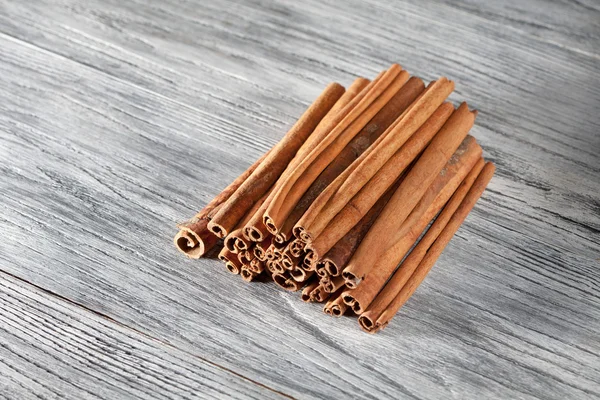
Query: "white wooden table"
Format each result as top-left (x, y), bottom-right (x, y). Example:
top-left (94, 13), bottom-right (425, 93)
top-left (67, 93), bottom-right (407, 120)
top-left (0, 0), bottom-right (599, 398)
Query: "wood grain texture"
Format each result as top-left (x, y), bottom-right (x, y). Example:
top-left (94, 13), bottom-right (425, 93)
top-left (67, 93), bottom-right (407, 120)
top-left (0, 0), bottom-right (599, 398)
top-left (0, 272), bottom-right (286, 400)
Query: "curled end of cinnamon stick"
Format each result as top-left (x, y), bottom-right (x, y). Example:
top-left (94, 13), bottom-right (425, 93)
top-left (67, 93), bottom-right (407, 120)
top-left (244, 225), bottom-right (267, 242)
top-left (253, 246), bottom-right (266, 261)
top-left (207, 220), bottom-right (228, 239)
top-left (240, 268), bottom-right (256, 282)
top-left (341, 270), bottom-right (361, 289)
top-left (342, 292), bottom-right (363, 314)
top-left (174, 219), bottom-right (218, 259)
top-left (331, 304), bottom-right (346, 317)
top-left (289, 239), bottom-right (306, 258)
top-left (302, 249), bottom-right (317, 271)
top-left (324, 296), bottom-right (348, 317)
top-left (281, 256), bottom-right (294, 270)
top-left (263, 215), bottom-right (279, 236)
top-left (273, 273), bottom-right (301, 291)
top-left (235, 238), bottom-right (248, 252)
top-left (225, 262), bottom-right (240, 275)
top-left (315, 262), bottom-right (328, 277)
top-left (290, 267), bottom-right (307, 282)
top-left (358, 314), bottom-right (380, 334)
top-left (237, 250), bottom-right (253, 265)
top-left (323, 259), bottom-right (339, 276)
top-left (301, 291), bottom-right (313, 302)
top-left (224, 235), bottom-right (237, 253)
top-left (301, 280), bottom-right (320, 302)
top-left (293, 226), bottom-right (313, 243)
top-left (311, 286), bottom-right (329, 303)
top-left (249, 259), bottom-right (265, 274)
top-left (274, 233), bottom-right (287, 244)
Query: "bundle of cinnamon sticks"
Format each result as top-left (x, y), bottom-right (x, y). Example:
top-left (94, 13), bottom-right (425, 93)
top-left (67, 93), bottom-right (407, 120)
top-left (175, 64), bottom-right (494, 334)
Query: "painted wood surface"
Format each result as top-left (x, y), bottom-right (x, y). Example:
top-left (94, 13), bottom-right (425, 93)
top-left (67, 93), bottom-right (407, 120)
top-left (0, 0), bottom-right (598, 398)
top-left (0, 272), bottom-right (286, 399)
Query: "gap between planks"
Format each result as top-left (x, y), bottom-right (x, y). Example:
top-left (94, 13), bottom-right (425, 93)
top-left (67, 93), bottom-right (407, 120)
top-left (0, 268), bottom-right (295, 400)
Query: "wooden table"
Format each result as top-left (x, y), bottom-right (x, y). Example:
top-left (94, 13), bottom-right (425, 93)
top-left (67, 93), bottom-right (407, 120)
top-left (1, 0), bottom-right (598, 398)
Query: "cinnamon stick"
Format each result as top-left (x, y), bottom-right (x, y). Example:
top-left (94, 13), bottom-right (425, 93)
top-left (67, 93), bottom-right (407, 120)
top-left (323, 276), bottom-right (346, 293)
top-left (174, 146), bottom-right (272, 258)
top-left (242, 78), bottom-right (369, 242)
top-left (248, 258), bottom-right (265, 274)
top-left (264, 65), bottom-right (408, 234)
top-left (359, 162), bottom-right (495, 333)
top-left (310, 284), bottom-right (330, 303)
top-left (240, 267), bottom-right (257, 282)
top-left (288, 238), bottom-right (306, 258)
top-left (253, 235), bottom-right (272, 261)
top-left (301, 279), bottom-right (320, 302)
top-left (281, 249), bottom-right (301, 270)
top-left (302, 249), bottom-right (318, 271)
top-left (207, 82), bottom-right (345, 238)
top-left (274, 76), bottom-right (424, 243)
top-left (237, 249), bottom-right (254, 265)
top-left (323, 291), bottom-right (348, 317)
top-left (313, 165), bottom-right (407, 276)
top-left (315, 262), bottom-right (329, 278)
top-left (342, 146), bottom-right (483, 314)
top-left (290, 267), bottom-right (314, 283)
top-left (219, 247), bottom-right (243, 275)
top-left (273, 272), bottom-right (303, 291)
top-left (296, 79), bottom-right (455, 242)
top-left (307, 101), bottom-right (458, 259)
top-left (342, 135), bottom-right (482, 290)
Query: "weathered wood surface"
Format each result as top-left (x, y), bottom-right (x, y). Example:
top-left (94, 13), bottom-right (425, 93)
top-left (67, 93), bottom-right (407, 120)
top-left (0, 0), bottom-right (599, 398)
top-left (0, 271), bottom-right (286, 399)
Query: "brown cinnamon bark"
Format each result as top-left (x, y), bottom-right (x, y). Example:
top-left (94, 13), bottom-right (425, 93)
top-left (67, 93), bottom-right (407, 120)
top-left (248, 258), bottom-right (265, 274)
top-left (342, 144), bottom-right (483, 313)
top-left (265, 259), bottom-right (278, 275)
top-left (359, 162), bottom-right (495, 333)
top-left (310, 284), bottom-right (330, 303)
top-left (242, 78), bottom-right (369, 242)
top-left (301, 279), bottom-right (320, 302)
top-left (273, 272), bottom-right (302, 291)
top-left (225, 262), bottom-right (241, 275)
top-left (237, 249), bottom-right (254, 265)
top-left (288, 238), bottom-right (306, 258)
top-left (218, 247), bottom-right (236, 264)
top-left (332, 103), bottom-right (476, 281)
top-left (315, 262), bottom-right (329, 278)
top-left (264, 66), bottom-right (409, 234)
top-left (302, 249), bottom-right (317, 271)
top-left (323, 291), bottom-right (348, 317)
top-left (219, 247), bottom-right (243, 274)
top-left (323, 276), bottom-right (346, 293)
top-left (290, 267), bottom-right (314, 283)
top-left (219, 247), bottom-right (245, 275)
top-left (240, 267), bottom-right (257, 282)
top-left (275, 76), bottom-right (424, 243)
top-left (253, 235), bottom-right (272, 261)
top-left (281, 249), bottom-right (301, 270)
top-left (174, 146), bottom-right (271, 258)
top-left (296, 79), bottom-right (454, 242)
top-left (312, 168), bottom-right (406, 275)
top-left (343, 135), bottom-right (483, 289)
top-left (207, 82), bottom-right (345, 238)
top-left (307, 101), bottom-right (457, 260)
top-left (224, 189), bottom-right (271, 253)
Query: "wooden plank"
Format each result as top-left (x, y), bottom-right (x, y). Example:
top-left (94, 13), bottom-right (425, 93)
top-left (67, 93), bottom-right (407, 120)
top-left (424, 0), bottom-right (600, 57)
top-left (0, 272), bottom-right (286, 399)
top-left (0, 0), bottom-right (599, 398)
